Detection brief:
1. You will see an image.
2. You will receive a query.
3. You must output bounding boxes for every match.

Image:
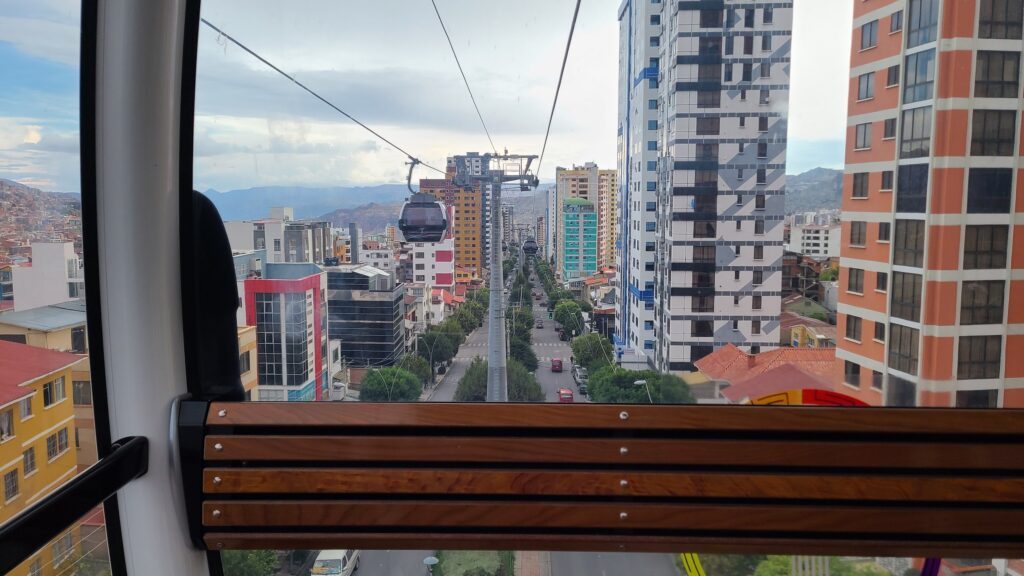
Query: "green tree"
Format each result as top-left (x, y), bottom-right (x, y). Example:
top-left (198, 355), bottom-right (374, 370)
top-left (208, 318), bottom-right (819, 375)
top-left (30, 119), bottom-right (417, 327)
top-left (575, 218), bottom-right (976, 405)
top-left (455, 358), bottom-right (543, 402)
top-left (754, 556), bottom-right (890, 576)
top-left (453, 307), bottom-right (479, 333)
top-left (554, 300), bottom-right (583, 334)
top-left (589, 367), bottom-right (695, 404)
top-left (437, 318), bottom-right (467, 346)
top-left (454, 357), bottom-right (488, 401)
top-left (417, 331), bottom-right (457, 365)
top-left (510, 337), bottom-right (539, 372)
top-left (359, 367), bottom-right (422, 402)
top-left (569, 333), bottom-right (613, 371)
top-left (462, 300), bottom-right (486, 324)
top-left (578, 300), bottom-right (593, 313)
top-left (398, 354), bottom-right (432, 384)
top-left (753, 556), bottom-right (791, 576)
top-left (698, 554), bottom-right (766, 576)
top-left (819, 267), bottom-right (838, 281)
top-left (222, 550), bottom-right (278, 576)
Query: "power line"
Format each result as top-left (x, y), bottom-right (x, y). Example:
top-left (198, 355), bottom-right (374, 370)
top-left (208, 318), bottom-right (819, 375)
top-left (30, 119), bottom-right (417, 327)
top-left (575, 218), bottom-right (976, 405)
top-left (200, 18), bottom-right (445, 174)
top-left (535, 0), bottom-right (582, 177)
top-left (429, 0), bottom-right (498, 156)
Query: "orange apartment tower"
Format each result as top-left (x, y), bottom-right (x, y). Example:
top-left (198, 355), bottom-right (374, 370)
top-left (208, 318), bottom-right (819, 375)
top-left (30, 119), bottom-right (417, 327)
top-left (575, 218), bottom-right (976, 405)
top-left (419, 174), bottom-right (483, 277)
top-left (837, 0), bottom-right (1024, 408)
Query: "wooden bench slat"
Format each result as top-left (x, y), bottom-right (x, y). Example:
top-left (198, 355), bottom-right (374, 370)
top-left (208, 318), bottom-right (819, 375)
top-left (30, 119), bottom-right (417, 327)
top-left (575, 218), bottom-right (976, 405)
top-left (202, 501), bottom-right (1024, 535)
top-left (202, 468), bottom-right (1024, 502)
top-left (203, 436), bottom-right (1024, 470)
top-left (206, 402), bottom-right (1024, 434)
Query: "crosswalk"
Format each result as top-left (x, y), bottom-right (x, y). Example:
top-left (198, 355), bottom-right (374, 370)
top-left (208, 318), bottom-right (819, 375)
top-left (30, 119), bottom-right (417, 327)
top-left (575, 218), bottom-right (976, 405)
top-left (463, 341), bottom-right (568, 348)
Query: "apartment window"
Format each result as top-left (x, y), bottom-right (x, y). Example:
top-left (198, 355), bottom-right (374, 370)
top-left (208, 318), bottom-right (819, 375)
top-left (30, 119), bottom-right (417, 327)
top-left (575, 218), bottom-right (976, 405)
top-left (754, 219), bottom-right (765, 235)
top-left (964, 225), bottom-right (1009, 269)
top-left (725, 36), bottom-right (734, 55)
top-left (906, 0), bottom-right (939, 47)
top-left (647, 119), bottom-right (658, 130)
top-left (961, 280), bottom-right (1005, 325)
top-left (239, 351), bottom-right (251, 374)
top-left (3, 469), bottom-right (17, 501)
top-left (891, 9), bottom-right (903, 32)
top-left (699, 37), bottom-right (722, 55)
top-left (700, 9), bottom-right (723, 28)
top-left (46, 433), bottom-right (59, 460)
top-left (979, 0), bottom-right (1023, 39)
top-left (844, 360), bottom-right (861, 385)
top-left (650, 14), bottom-right (660, 25)
top-left (273, 238), bottom-right (280, 251)
top-left (888, 324), bottom-right (920, 375)
top-left (697, 90), bottom-right (721, 108)
top-left (58, 427), bottom-right (69, 452)
top-left (693, 320), bottom-right (714, 337)
top-left (855, 124), bottom-right (872, 150)
top-left (975, 51), bottom-right (1020, 97)
top-left (957, 390), bottom-right (999, 408)
top-left (751, 320), bottom-right (761, 335)
top-left (764, 5), bottom-right (774, 23)
top-left (758, 116), bottom-right (768, 131)
top-left (19, 397), bottom-right (31, 419)
top-left (646, 160), bottom-right (657, 171)
top-left (891, 272), bottom-right (923, 322)
top-left (753, 270), bottom-right (764, 285)
top-left (883, 118), bottom-right (897, 140)
top-left (759, 89), bottom-right (770, 104)
top-left (43, 376), bottom-right (66, 407)
top-left (742, 63), bottom-right (752, 81)
top-left (731, 320), bottom-right (739, 332)
top-left (693, 295), bottom-right (714, 312)
top-left (852, 173), bottom-right (869, 198)
top-left (740, 88), bottom-right (746, 100)
top-left (739, 115), bottom-right (746, 127)
top-left (903, 49), bottom-right (935, 103)
top-left (694, 221), bottom-right (716, 238)
top-left (874, 321), bottom-right (886, 343)
top-left (72, 381), bottom-right (92, 405)
top-left (52, 532), bottom-right (74, 567)
top-left (848, 268), bottom-right (865, 294)
top-left (879, 222), bottom-right (891, 243)
top-left (861, 20), bottom-right (879, 50)
top-left (876, 271), bottom-right (889, 293)
top-left (752, 295), bottom-right (762, 310)
top-left (971, 110), bottom-right (1017, 156)
top-left (645, 261), bottom-right (655, 271)
top-left (760, 62), bottom-right (771, 78)
top-left (755, 194), bottom-right (766, 210)
top-left (850, 221), bottom-right (867, 246)
top-left (646, 201), bottom-right (656, 211)
top-left (695, 143), bottom-right (718, 161)
top-left (896, 164), bottom-right (928, 212)
top-left (647, 140), bottom-right (657, 151)
top-left (884, 66), bottom-right (900, 89)
top-left (23, 447), bottom-right (36, 474)
top-left (881, 170), bottom-right (894, 191)
top-left (762, 34), bottom-right (771, 51)
top-left (967, 168), bottom-right (1013, 213)
top-left (893, 220), bottom-right (925, 267)
top-left (29, 559), bottom-right (41, 576)
top-left (648, 98), bottom-right (658, 110)
top-left (857, 73), bottom-right (875, 100)
top-left (958, 335), bottom-right (1002, 379)
top-left (888, 375), bottom-right (917, 406)
top-left (872, 371), bottom-right (884, 390)
top-left (694, 118), bottom-right (720, 137)
top-left (649, 36), bottom-right (659, 47)
top-left (645, 242), bottom-right (655, 252)
top-left (756, 168), bottom-right (767, 184)
top-left (744, 36), bottom-right (754, 55)
top-left (734, 270), bottom-right (741, 281)
top-left (900, 106), bottom-right (932, 158)
top-left (0, 409), bottom-right (13, 441)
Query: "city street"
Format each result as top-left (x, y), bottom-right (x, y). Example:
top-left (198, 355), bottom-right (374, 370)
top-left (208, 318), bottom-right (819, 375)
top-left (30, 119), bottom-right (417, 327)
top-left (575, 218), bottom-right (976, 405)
top-left (550, 551), bottom-right (680, 576)
top-left (358, 549), bottom-right (433, 575)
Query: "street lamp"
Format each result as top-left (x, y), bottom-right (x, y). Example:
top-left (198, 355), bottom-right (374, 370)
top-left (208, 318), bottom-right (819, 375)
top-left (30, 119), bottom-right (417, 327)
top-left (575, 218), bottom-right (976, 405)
top-left (423, 555), bottom-right (439, 575)
top-left (634, 379), bottom-right (653, 404)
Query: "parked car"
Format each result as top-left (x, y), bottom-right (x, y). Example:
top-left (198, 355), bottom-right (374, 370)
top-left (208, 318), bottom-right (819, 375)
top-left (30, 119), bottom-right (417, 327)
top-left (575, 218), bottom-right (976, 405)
top-left (558, 388), bottom-right (574, 403)
top-left (558, 330), bottom-right (569, 341)
top-left (572, 366), bottom-right (588, 385)
top-left (578, 382), bottom-right (588, 397)
top-left (551, 358), bottom-right (563, 372)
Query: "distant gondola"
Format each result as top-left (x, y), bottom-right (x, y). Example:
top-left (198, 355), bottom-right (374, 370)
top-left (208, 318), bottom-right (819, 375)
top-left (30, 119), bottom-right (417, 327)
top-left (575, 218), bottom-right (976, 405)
top-left (398, 193), bottom-right (448, 243)
top-left (522, 238), bottom-right (539, 255)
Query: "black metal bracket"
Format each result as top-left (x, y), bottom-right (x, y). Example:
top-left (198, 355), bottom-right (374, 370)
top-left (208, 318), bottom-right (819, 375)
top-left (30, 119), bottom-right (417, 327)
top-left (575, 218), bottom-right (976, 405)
top-left (0, 436), bottom-right (148, 575)
top-left (178, 399), bottom-right (210, 549)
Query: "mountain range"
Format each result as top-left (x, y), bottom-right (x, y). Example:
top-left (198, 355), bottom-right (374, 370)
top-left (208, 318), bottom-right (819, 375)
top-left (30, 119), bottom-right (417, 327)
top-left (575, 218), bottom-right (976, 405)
top-left (784, 167), bottom-right (842, 214)
top-left (203, 184), bottom-right (411, 221)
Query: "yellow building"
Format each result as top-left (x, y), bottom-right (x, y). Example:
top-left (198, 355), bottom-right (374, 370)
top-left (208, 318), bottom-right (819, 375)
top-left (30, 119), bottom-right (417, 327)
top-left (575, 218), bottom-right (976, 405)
top-left (554, 163), bottom-right (618, 272)
top-left (420, 177), bottom-right (482, 277)
top-left (790, 324), bottom-right (837, 349)
top-left (238, 325), bottom-right (258, 400)
top-left (1, 339), bottom-right (82, 574)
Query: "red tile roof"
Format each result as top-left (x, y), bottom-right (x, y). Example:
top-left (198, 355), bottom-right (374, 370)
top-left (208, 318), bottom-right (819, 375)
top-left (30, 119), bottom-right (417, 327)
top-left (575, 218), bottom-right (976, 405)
top-left (720, 363), bottom-right (833, 403)
top-left (780, 310), bottom-right (831, 331)
top-left (0, 340), bottom-right (84, 406)
top-left (695, 344), bottom-right (837, 393)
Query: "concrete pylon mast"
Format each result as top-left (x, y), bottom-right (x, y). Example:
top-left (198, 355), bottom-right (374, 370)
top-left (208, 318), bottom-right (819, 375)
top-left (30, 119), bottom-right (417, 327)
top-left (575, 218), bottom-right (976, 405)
top-left (453, 153), bottom-right (539, 401)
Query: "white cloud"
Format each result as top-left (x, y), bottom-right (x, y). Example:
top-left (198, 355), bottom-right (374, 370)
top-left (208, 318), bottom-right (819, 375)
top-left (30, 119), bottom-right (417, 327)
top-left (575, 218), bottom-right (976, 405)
top-left (789, 0), bottom-right (853, 141)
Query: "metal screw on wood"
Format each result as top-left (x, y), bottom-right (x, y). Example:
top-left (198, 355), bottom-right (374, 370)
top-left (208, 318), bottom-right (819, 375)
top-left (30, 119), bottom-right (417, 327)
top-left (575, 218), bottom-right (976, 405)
top-left (218, 409), bottom-right (227, 417)
top-left (619, 446), bottom-right (629, 455)
top-left (619, 411), bottom-right (629, 420)
top-left (619, 512), bottom-right (629, 520)
top-left (212, 509), bottom-right (222, 518)
top-left (214, 443), bottom-right (223, 451)
top-left (620, 479), bottom-right (629, 487)
top-left (212, 476), bottom-right (222, 485)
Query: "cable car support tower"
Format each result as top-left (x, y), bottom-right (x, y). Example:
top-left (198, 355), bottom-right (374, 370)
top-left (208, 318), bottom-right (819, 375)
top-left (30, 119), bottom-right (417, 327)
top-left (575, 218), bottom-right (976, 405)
top-left (453, 153), bottom-right (539, 401)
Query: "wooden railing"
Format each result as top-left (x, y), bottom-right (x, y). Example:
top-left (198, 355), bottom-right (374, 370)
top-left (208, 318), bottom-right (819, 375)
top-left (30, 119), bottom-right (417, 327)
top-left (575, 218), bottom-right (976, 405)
top-left (179, 402), bottom-right (1024, 557)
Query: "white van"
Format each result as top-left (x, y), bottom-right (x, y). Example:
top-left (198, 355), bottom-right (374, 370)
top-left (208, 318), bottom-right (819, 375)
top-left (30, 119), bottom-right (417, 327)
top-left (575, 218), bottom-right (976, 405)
top-left (311, 549), bottom-right (360, 576)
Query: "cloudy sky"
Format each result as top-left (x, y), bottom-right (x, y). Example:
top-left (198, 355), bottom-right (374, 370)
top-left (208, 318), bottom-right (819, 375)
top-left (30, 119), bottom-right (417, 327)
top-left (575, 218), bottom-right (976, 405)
top-left (0, 0), bottom-right (852, 194)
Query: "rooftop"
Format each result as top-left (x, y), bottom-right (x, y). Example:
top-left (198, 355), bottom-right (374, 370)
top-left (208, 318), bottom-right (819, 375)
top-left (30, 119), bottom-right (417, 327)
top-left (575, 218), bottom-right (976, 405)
top-left (0, 299), bottom-right (88, 331)
top-left (720, 363), bottom-right (834, 403)
top-left (695, 344), bottom-right (837, 394)
top-left (0, 339), bottom-right (85, 406)
top-left (263, 262), bottom-right (323, 280)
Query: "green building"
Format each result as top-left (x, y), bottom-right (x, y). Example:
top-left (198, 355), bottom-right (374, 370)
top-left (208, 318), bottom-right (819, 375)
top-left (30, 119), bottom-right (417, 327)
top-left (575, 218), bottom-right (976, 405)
top-left (561, 198), bottom-right (598, 280)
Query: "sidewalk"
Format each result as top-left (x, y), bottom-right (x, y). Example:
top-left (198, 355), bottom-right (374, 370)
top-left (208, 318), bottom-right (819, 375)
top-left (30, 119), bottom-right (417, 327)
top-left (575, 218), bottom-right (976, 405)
top-left (515, 551), bottom-right (551, 576)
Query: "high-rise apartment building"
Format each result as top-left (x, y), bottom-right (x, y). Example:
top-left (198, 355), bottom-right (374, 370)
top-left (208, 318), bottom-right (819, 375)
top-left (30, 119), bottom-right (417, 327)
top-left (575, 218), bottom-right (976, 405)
top-left (837, 0), bottom-right (1024, 408)
top-left (325, 264), bottom-right (406, 368)
top-left (420, 175), bottom-right (483, 277)
top-left (618, 0), bottom-right (792, 371)
top-left (554, 163), bottom-right (618, 275)
top-left (225, 209), bottom-right (331, 265)
top-left (536, 216), bottom-right (546, 254)
top-left (561, 199), bottom-right (599, 280)
top-left (243, 263), bottom-right (328, 401)
top-left (501, 203), bottom-right (515, 245)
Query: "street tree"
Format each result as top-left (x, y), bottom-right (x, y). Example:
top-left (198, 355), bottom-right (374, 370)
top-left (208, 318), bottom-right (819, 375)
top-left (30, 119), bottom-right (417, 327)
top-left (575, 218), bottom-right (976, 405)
top-left (569, 333), bottom-right (613, 371)
top-left (588, 367), bottom-right (695, 404)
top-left (554, 300), bottom-right (583, 335)
top-left (454, 358), bottom-right (543, 402)
top-left (417, 331), bottom-right (457, 366)
top-left (397, 354), bottom-right (432, 384)
top-left (222, 550), bottom-right (278, 576)
top-left (359, 367), bottom-right (422, 402)
top-left (510, 337), bottom-right (539, 372)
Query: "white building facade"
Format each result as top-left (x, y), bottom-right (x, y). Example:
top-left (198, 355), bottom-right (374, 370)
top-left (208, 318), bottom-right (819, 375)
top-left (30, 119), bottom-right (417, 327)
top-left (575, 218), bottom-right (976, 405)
top-left (789, 224), bottom-right (840, 258)
top-left (11, 242), bottom-right (84, 312)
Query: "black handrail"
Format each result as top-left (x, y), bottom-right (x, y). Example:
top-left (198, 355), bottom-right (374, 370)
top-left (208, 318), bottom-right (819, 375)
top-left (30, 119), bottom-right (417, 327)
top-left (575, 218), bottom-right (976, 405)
top-left (0, 436), bottom-right (148, 575)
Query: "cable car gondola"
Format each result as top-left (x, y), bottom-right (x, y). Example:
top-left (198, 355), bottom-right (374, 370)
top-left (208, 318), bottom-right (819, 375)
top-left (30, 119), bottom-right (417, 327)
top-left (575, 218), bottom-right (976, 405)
top-left (399, 192), bottom-right (448, 243)
top-left (523, 238), bottom-right (539, 255)
top-left (398, 159), bottom-right (448, 243)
